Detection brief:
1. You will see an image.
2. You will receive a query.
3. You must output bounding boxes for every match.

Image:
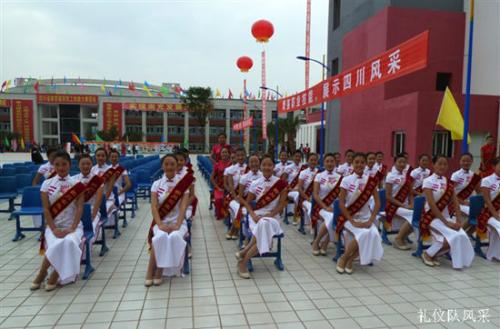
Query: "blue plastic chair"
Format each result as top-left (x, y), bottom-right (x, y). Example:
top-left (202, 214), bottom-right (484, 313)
top-left (467, 195), bottom-right (487, 258)
top-left (332, 199), bottom-right (344, 262)
top-left (410, 196), bottom-right (427, 258)
top-left (94, 198), bottom-right (110, 256)
top-left (80, 204), bottom-right (95, 279)
top-left (15, 174), bottom-right (33, 195)
top-left (0, 177), bottom-right (18, 213)
top-left (136, 169), bottom-right (152, 201)
top-left (125, 172), bottom-right (138, 217)
top-left (242, 201), bottom-right (285, 272)
top-left (0, 168), bottom-right (16, 176)
top-left (103, 189), bottom-right (120, 239)
top-left (11, 186), bottom-right (44, 241)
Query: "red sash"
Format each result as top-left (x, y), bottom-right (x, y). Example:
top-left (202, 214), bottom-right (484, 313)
top-left (311, 178), bottom-right (342, 227)
top-left (420, 181), bottom-right (454, 242)
top-left (221, 166), bottom-right (249, 219)
top-left (255, 179), bottom-right (288, 210)
top-left (101, 167), bottom-right (116, 184)
top-left (40, 182), bottom-right (86, 255)
top-left (47, 171), bottom-right (57, 179)
top-left (288, 164), bottom-right (308, 190)
top-left (476, 193), bottom-right (500, 240)
top-left (147, 174), bottom-right (194, 248)
top-left (84, 175), bottom-right (104, 202)
top-left (295, 172), bottom-right (317, 217)
top-left (384, 176), bottom-right (414, 230)
top-left (114, 165), bottom-right (125, 177)
top-left (335, 176), bottom-right (379, 238)
top-left (449, 173), bottom-right (481, 215)
top-left (379, 164), bottom-right (387, 176)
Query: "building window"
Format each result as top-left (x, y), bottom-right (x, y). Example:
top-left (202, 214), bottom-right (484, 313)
top-left (436, 72), bottom-right (452, 91)
top-left (331, 58), bottom-right (339, 76)
top-left (333, 0), bottom-right (341, 30)
top-left (433, 131), bottom-right (453, 157)
top-left (392, 131), bottom-right (406, 156)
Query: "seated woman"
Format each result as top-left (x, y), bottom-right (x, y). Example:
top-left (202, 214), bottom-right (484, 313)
top-left (228, 154), bottom-right (261, 240)
top-left (145, 155), bottom-right (192, 286)
top-left (310, 153), bottom-right (342, 255)
top-left (91, 148), bottom-right (117, 220)
top-left (450, 152), bottom-right (481, 218)
top-left (109, 149), bottom-right (132, 207)
top-left (236, 155), bottom-right (288, 279)
top-left (283, 150), bottom-right (305, 224)
top-left (336, 152), bottom-right (383, 274)
top-left (175, 151), bottom-right (197, 219)
top-left (31, 147), bottom-right (58, 228)
top-left (31, 151), bottom-right (85, 291)
top-left (410, 154), bottom-right (431, 196)
top-left (385, 154), bottom-right (415, 250)
top-left (421, 155), bottom-right (474, 269)
top-left (297, 153), bottom-right (319, 227)
top-left (224, 148), bottom-right (248, 239)
top-left (72, 154), bottom-right (104, 238)
top-left (478, 157), bottom-right (500, 261)
top-left (274, 150), bottom-right (289, 179)
top-left (210, 147), bottom-right (232, 220)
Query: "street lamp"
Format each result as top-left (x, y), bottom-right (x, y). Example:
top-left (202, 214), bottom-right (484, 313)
top-left (260, 86), bottom-right (282, 160)
top-left (296, 55), bottom-right (330, 166)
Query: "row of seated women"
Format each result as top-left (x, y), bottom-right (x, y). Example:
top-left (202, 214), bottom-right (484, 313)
top-left (30, 148), bottom-right (132, 291)
top-left (211, 147), bottom-right (499, 279)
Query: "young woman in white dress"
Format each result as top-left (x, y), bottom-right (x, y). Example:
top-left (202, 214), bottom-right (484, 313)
top-left (336, 149), bottom-right (354, 177)
top-left (274, 150), bottom-right (289, 179)
top-left (236, 155), bottom-right (288, 279)
top-left (224, 148), bottom-right (248, 239)
top-left (386, 154), bottom-right (415, 250)
top-left (31, 151), bottom-right (85, 291)
top-left (31, 147), bottom-right (58, 227)
top-left (91, 148), bottom-right (116, 219)
top-left (297, 153), bottom-right (319, 226)
top-left (145, 155), bottom-right (191, 286)
top-left (421, 155), bottom-right (474, 269)
top-left (410, 154), bottom-right (431, 196)
top-left (311, 153), bottom-right (342, 255)
top-left (336, 153), bottom-right (383, 274)
top-left (450, 153), bottom-right (481, 219)
top-left (109, 149), bottom-right (132, 207)
top-left (283, 151), bottom-right (304, 222)
top-left (478, 157), bottom-right (500, 261)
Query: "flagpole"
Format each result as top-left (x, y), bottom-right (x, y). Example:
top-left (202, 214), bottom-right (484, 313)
top-left (462, 0), bottom-right (474, 153)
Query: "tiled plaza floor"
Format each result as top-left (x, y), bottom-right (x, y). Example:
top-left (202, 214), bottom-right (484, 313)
top-left (0, 154), bottom-right (498, 329)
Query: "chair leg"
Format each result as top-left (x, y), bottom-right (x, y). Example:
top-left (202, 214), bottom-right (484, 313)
top-left (83, 241), bottom-right (94, 280)
top-left (274, 237), bottom-right (284, 271)
top-left (381, 227), bottom-right (392, 245)
top-left (183, 245), bottom-right (190, 275)
top-left (12, 216), bottom-right (25, 242)
top-left (99, 225), bottom-right (109, 257)
top-left (474, 238), bottom-right (487, 259)
top-left (333, 235), bottom-right (344, 262)
top-left (8, 198), bottom-right (15, 213)
top-left (284, 210), bottom-right (289, 225)
top-left (113, 214), bottom-right (121, 239)
top-left (247, 259), bottom-right (254, 272)
top-left (122, 203), bottom-right (128, 228)
top-left (298, 215), bottom-right (306, 235)
top-left (412, 239), bottom-right (423, 258)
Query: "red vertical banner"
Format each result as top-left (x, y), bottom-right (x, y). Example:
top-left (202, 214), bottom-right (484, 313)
top-left (102, 102), bottom-right (123, 136)
top-left (12, 100), bottom-right (34, 142)
top-left (243, 79), bottom-right (247, 146)
top-left (261, 50), bottom-right (267, 140)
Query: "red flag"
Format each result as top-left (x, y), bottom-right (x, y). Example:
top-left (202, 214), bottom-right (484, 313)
top-left (128, 82), bottom-right (135, 91)
top-left (1, 81), bottom-right (6, 91)
top-left (175, 86), bottom-right (182, 94)
top-left (34, 81), bottom-right (39, 93)
top-left (157, 92), bottom-right (163, 97)
top-left (228, 89), bottom-right (233, 99)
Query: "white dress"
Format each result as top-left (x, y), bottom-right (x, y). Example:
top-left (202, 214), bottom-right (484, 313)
top-left (285, 162), bottom-right (302, 207)
top-left (385, 170), bottom-right (413, 229)
top-left (151, 175), bottom-right (189, 277)
top-left (229, 170), bottom-right (262, 221)
top-left (423, 174), bottom-right (474, 269)
top-left (336, 162), bottom-right (354, 177)
top-left (341, 173), bottom-right (384, 265)
top-left (72, 173), bottom-right (101, 237)
top-left (410, 167), bottom-right (431, 192)
top-left (112, 164), bottom-right (129, 206)
top-left (248, 176), bottom-right (284, 255)
top-left (451, 168), bottom-right (477, 216)
top-left (480, 173), bottom-right (500, 261)
top-left (41, 175), bottom-right (83, 284)
top-left (91, 164), bottom-right (116, 224)
top-left (299, 167), bottom-right (318, 225)
top-left (274, 161), bottom-right (289, 178)
top-left (33, 162), bottom-right (54, 227)
top-left (312, 170), bottom-right (342, 240)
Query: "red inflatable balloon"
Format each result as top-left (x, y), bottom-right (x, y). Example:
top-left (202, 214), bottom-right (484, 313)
top-left (236, 56), bottom-right (253, 72)
top-left (251, 19), bottom-right (274, 43)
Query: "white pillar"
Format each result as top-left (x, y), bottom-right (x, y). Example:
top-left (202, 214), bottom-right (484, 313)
top-left (184, 112), bottom-right (189, 149)
top-left (142, 111), bottom-right (147, 142)
top-left (205, 120), bottom-right (210, 153)
top-left (163, 112), bottom-right (168, 143)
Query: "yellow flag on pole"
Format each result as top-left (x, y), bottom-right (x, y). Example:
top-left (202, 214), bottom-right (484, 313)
top-left (215, 88), bottom-right (221, 97)
top-left (436, 87), bottom-right (471, 143)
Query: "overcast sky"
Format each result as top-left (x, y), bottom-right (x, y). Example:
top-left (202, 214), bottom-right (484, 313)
top-left (0, 0), bottom-right (328, 96)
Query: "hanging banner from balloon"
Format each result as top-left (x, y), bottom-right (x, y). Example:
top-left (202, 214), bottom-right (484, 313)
top-left (278, 30), bottom-right (429, 113)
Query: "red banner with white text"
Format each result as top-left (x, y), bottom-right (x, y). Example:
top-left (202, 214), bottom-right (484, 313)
top-left (102, 102), bottom-right (123, 136)
top-left (278, 30), bottom-right (429, 113)
top-left (233, 116), bottom-right (254, 131)
top-left (12, 100), bottom-right (34, 142)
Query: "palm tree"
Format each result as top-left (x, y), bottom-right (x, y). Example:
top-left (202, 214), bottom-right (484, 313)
top-left (282, 115), bottom-right (301, 152)
top-left (181, 87), bottom-right (214, 152)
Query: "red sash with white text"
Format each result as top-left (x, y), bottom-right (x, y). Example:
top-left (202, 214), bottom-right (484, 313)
top-left (288, 165), bottom-right (308, 190)
top-left (420, 181), bottom-right (454, 242)
top-left (84, 175), bottom-right (104, 202)
top-left (335, 176), bottom-right (378, 238)
top-left (476, 194), bottom-right (500, 240)
top-left (384, 176), bottom-right (414, 230)
top-left (101, 167), bottom-right (116, 184)
top-left (449, 173), bottom-right (480, 215)
top-left (39, 182), bottom-right (86, 255)
top-left (311, 178), bottom-right (342, 227)
top-left (255, 179), bottom-right (288, 211)
top-left (147, 174), bottom-right (194, 249)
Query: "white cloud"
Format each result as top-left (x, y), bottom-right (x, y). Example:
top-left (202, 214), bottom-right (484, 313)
top-left (0, 0), bottom-right (328, 96)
